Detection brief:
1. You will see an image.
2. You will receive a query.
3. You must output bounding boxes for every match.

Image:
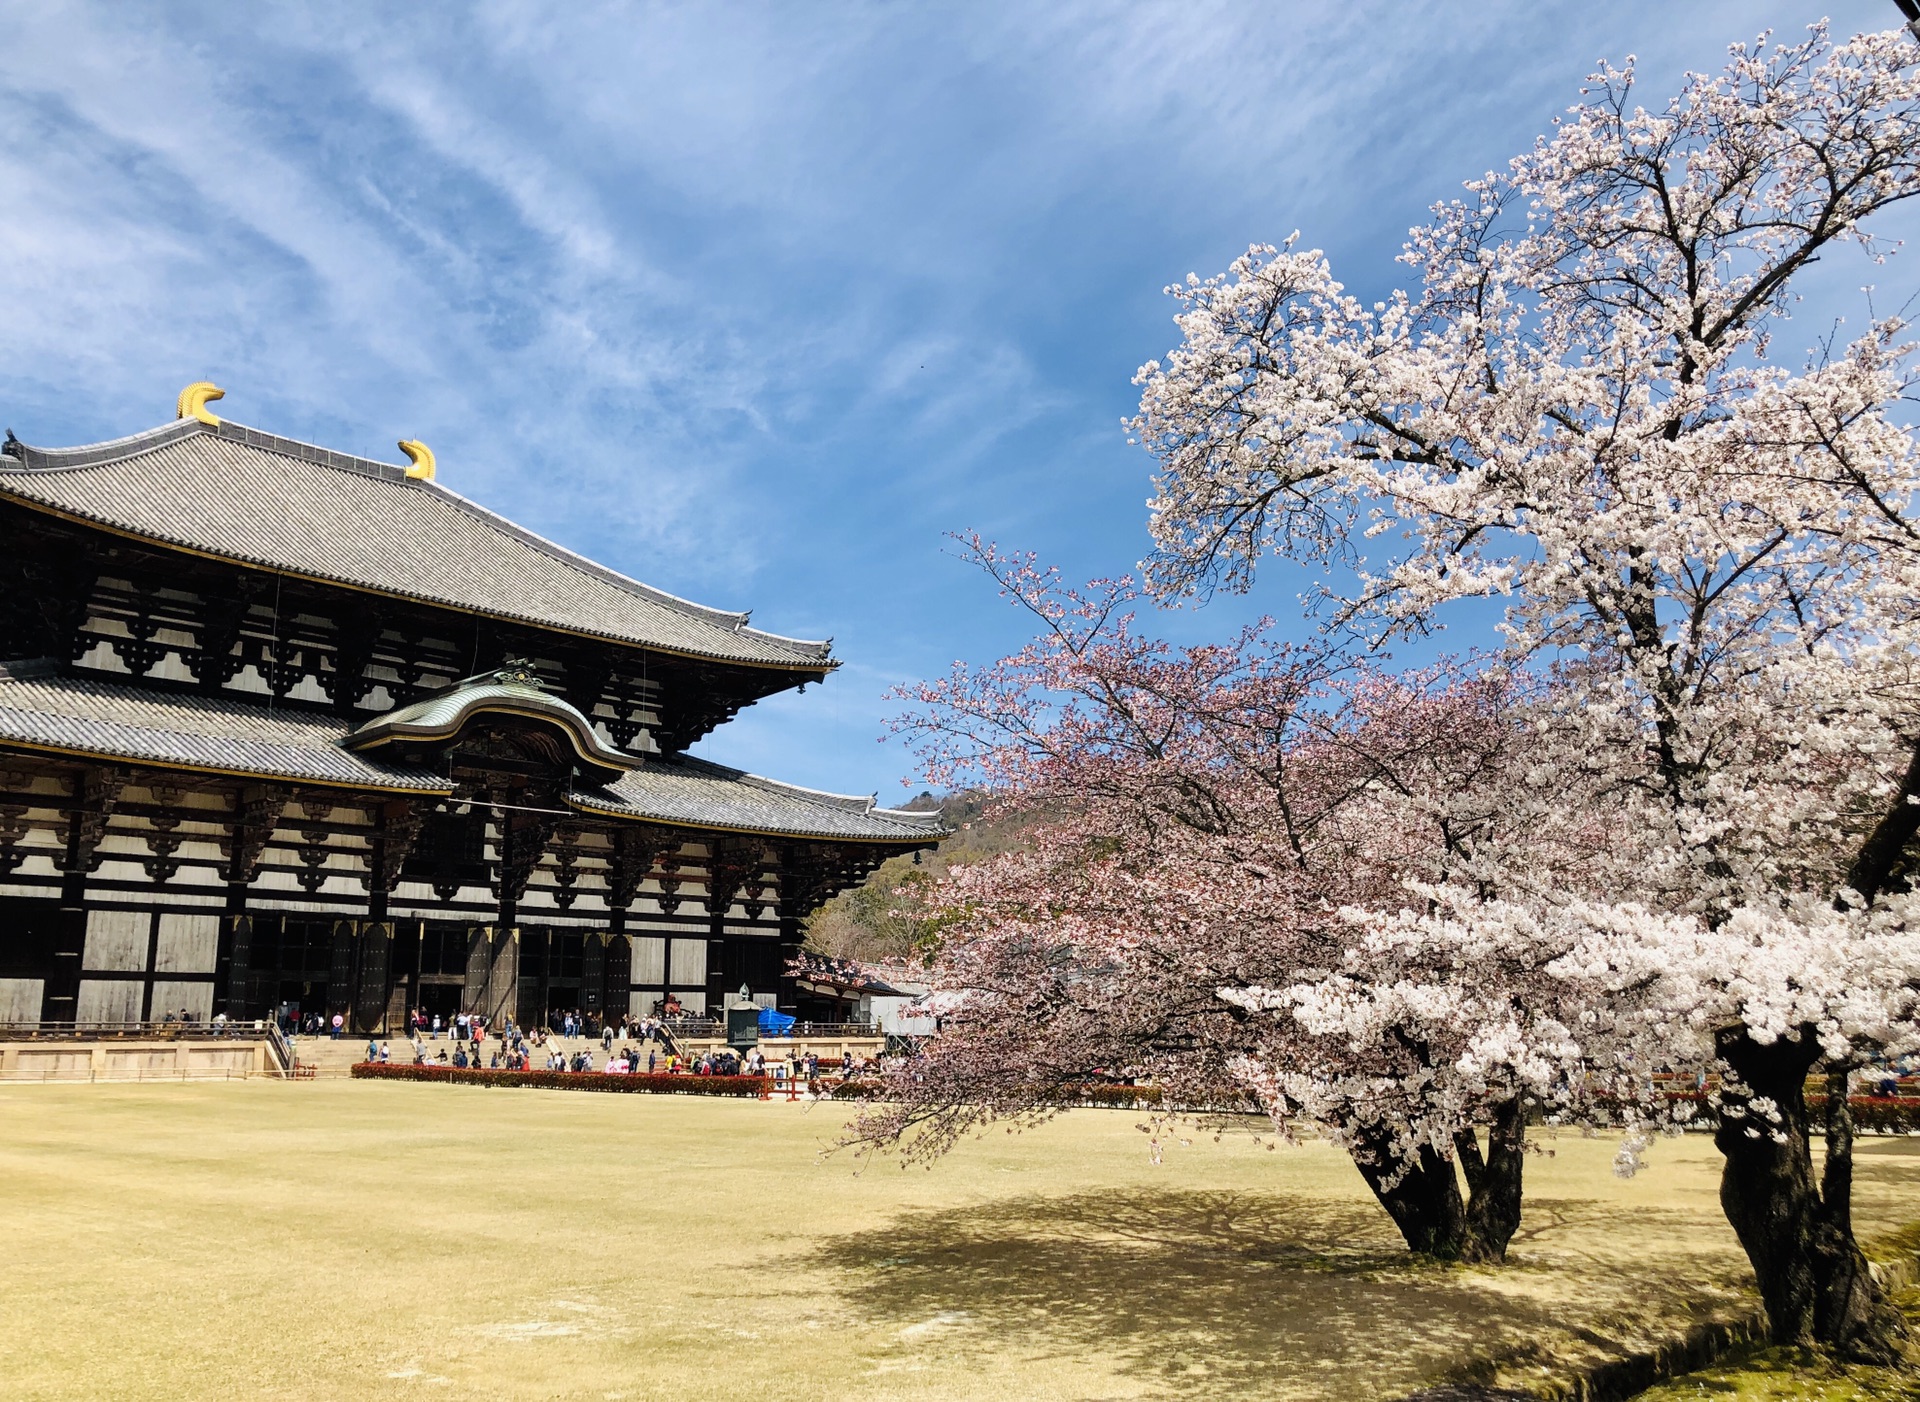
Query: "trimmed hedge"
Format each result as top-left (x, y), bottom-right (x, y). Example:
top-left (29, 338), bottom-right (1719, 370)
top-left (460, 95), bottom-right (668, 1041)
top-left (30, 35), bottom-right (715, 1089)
top-left (349, 1064), bottom-right (1920, 1130)
top-left (1072, 1083), bottom-right (1167, 1108)
top-left (1584, 1090), bottom-right (1920, 1134)
top-left (352, 1061), bottom-right (767, 1097)
top-left (1839, 1095), bottom-right (1920, 1134)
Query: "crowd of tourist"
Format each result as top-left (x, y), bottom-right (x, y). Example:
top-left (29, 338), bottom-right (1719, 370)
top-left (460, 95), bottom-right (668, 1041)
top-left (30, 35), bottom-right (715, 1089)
top-left (281, 1006), bottom-right (698, 1042)
top-left (355, 1011), bottom-right (886, 1083)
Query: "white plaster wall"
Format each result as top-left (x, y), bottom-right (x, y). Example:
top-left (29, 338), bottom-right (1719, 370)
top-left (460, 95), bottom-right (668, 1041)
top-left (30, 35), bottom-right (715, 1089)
top-left (632, 936), bottom-right (666, 985)
top-left (74, 639), bottom-right (129, 673)
top-left (668, 938), bottom-right (706, 988)
top-left (154, 913), bottom-right (219, 973)
top-left (76, 979), bottom-right (143, 1022)
top-left (147, 651), bottom-right (196, 683)
top-left (0, 977), bottom-right (43, 1021)
top-left (83, 909), bottom-right (149, 971)
top-left (151, 980), bottom-right (214, 1021)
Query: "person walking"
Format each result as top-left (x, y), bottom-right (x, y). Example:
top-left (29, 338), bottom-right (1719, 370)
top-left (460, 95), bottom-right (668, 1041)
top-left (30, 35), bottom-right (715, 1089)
top-left (330, 1013), bottom-right (343, 1040)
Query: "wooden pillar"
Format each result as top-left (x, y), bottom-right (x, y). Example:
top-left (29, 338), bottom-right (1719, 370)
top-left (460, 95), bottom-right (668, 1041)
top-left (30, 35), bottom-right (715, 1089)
top-left (488, 929), bottom-right (518, 1029)
top-left (353, 922), bottom-right (393, 1035)
top-left (494, 806), bottom-right (517, 932)
top-left (42, 815), bottom-right (86, 1024)
top-left (777, 902), bottom-right (802, 1015)
top-left (327, 920), bottom-right (358, 1024)
top-left (602, 902), bottom-right (633, 1021)
top-left (215, 880), bottom-right (248, 1018)
top-left (581, 930), bottom-right (605, 1021)
top-left (363, 824), bottom-right (391, 1034)
top-left (219, 784), bottom-right (287, 1020)
top-left (222, 915), bottom-right (254, 1021)
top-left (707, 891), bottom-right (728, 1015)
top-left (463, 925), bottom-right (492, 1016)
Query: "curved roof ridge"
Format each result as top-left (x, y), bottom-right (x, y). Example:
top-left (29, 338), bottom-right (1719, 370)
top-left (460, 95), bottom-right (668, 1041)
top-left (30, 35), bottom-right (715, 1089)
top-left (3, 418), bottom-right (201, 470)
top-left (669, 753), bottom-right (869, 809)
top-left (225, 420), bottom-right (832, 661)
top-left (677, 755), bottom-right (949, 831)
top-left (417, 477), bottom-right (828, 659)
top-left (0, 417), bottom-right (837, 667)
top-left (344, 675), bottom-right (641, 775)
top-left (576, 753), bottom-right (950, 841)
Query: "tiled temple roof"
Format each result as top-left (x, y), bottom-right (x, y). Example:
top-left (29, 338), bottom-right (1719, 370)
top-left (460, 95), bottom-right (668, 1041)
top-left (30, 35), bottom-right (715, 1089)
top-left (0, 668), bottom-right (447, 792)
top-left (572, 755), bottom-right (947, 843)
top-left (0, 668), bottom-right (942, 844)
top-left (0, 418), bottom-right (834, 671)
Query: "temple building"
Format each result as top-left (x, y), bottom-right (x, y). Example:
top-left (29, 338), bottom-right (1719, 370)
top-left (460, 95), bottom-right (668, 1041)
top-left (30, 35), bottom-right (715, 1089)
top-left (0, 384), bottom-right (943, 1034)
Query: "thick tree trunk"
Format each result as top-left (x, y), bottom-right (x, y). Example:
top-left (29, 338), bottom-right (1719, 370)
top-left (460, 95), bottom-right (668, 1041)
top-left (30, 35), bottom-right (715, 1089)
top-left (1350, 1123), bottom-right (1469, 1259)
top-left (1713, 1029), bottom-right (1905, 1363)
top-left (1456, 1096), bottom-right (1526, 1264)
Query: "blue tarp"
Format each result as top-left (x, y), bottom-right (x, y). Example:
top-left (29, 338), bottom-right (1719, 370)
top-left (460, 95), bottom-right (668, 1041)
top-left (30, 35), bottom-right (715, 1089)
top-left (757, 1007), bottom-right (796, 1036)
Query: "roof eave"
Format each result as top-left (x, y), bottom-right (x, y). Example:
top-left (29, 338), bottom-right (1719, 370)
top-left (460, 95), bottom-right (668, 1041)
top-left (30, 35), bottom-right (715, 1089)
top-left (0, 418), bottom-right (842, 673)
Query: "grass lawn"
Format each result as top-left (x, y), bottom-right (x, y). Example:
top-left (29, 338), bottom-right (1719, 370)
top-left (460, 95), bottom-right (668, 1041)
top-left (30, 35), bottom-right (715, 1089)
top-left (1639, 1293), bottom-right (1920, 1402)
top-left (3, 1081), bottom-right (1917, 1402)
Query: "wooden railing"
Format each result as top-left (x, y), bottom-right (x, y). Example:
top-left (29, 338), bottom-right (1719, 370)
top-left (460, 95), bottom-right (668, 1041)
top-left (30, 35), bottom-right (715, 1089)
top-left (653, 1017), bottom-right (881, 1040)
top-left (0, 1018), bottom-right (292, 1073)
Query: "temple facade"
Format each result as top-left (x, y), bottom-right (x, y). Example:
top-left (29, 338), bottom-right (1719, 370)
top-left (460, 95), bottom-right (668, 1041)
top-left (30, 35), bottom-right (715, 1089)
top-left (0, 386), bottom-right (942, 1034)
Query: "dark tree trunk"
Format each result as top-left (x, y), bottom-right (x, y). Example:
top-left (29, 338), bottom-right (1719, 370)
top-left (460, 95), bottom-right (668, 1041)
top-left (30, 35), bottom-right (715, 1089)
top-left (1713, 1028), bottom-right (1906, 1363)
top-left (1456, 1096), bottom-right (1526, 1264)
top-left (1350, 1123), bottom-right (1469, 1259)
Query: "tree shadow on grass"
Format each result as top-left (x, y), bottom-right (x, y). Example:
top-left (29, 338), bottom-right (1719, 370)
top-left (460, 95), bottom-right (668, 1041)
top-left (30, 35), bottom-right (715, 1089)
top-left (812, 1187), bottom-right (1723, 1397)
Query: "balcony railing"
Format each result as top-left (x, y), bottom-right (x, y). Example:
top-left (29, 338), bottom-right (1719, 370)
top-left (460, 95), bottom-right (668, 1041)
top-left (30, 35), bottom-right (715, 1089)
top-left (0, 1018), bottom-right (292, 1072)
top-left (653, 1017), bottom-right (881, 1040)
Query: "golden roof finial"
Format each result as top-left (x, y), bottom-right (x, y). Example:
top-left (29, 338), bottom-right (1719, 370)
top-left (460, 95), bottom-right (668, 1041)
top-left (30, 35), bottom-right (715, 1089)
top-left (398, 439), bottom-right (436, 481)
top-left (176, 382), bottom-right (225, 426)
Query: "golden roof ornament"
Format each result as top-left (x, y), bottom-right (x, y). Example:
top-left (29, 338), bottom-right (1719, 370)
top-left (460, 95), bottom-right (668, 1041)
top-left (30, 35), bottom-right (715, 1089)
top-left (175, 382), bottom-right (225, 426)
top-left (398, 439), bottom-right (436, 481)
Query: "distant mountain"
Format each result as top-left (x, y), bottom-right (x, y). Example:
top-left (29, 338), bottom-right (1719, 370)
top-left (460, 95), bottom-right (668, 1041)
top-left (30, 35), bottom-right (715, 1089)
top-left (804, 789), bottom-right (1022, 961)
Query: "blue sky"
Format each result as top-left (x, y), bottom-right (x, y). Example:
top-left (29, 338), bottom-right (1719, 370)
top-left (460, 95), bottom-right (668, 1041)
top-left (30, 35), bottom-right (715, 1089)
top-left (0, 1), bottom-right (1903, 799)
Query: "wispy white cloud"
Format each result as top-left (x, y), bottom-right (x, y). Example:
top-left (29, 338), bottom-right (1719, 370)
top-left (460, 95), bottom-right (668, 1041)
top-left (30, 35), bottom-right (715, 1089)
top-left (0, 0), bottom-right (1900, 793)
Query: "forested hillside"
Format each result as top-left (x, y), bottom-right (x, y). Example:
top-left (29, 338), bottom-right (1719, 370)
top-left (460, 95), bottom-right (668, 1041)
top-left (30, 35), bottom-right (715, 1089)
top-left (803, 791), bottom-right (1023, 961)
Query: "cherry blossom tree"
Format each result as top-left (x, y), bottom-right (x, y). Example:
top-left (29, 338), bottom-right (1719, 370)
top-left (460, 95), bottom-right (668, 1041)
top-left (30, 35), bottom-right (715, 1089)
top-left (1128, 24), bottom-right (1920, 1358)
top-left (859, 538), bottom-right (1619, 1265)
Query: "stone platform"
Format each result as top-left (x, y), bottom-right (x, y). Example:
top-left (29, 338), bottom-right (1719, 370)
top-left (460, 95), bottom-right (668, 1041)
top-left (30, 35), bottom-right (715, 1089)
top-left (0, 1033), bottom-right (289, 1081)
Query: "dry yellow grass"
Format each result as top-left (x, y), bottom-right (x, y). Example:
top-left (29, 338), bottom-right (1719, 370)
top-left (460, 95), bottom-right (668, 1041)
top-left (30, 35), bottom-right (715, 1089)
top-left (2, 1080), bottom-right (1916, 1401)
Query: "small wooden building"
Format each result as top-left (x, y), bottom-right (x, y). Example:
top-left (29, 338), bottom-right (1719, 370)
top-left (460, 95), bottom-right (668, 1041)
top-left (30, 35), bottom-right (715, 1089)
top-left (0, 388), bottom-right (943, 1033)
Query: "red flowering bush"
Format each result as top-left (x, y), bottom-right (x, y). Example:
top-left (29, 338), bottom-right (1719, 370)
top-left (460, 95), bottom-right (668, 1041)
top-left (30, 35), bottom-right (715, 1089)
top-left (1573, 1089), bottom-right (1920, 1136)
